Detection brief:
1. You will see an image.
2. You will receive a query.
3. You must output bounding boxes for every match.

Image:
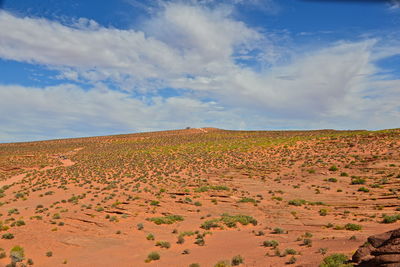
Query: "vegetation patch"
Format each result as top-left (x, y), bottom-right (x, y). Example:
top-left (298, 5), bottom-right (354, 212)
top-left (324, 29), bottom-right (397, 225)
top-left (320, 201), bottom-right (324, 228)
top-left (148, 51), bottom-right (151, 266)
top-left (201, 214), bottom-right (257, 229)
top-left (147, 215), bottom-right (184, 225)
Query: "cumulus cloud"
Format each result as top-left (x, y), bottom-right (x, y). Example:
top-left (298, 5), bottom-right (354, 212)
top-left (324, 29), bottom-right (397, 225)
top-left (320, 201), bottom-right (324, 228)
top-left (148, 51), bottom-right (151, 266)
top-left (0, 83), bottom-right (239, 142)
top-left (0, 4), bottom-right (264, 88)
top-left (0, 2), bottom-right (399, 142)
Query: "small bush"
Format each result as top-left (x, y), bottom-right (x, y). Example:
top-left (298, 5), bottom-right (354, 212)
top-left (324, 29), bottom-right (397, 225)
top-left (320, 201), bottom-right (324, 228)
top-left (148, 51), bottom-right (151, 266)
top-left (288, 199), bottom-right (306, 206)
top-left (220, 214), bottom-right (257, 228)
top-left (238, 197), bottom-right (256, 204)
top-left (329, 166), bottom-right (338, 172)
top-left (177, 235), bottom-right (185, 244)
top-left (345, 223), bottom-right (362, 231)
top-left (303, 238), bottom-right (312, 247)
top-left (0, 250), bottom-right (6, 259)
top-left (351, 178), bottom-right (365, 185)
top-left (10, 245), bottom-right (24, 263)
top-left (2, 233), bottom-right (14, 239)
top-left (201, 219), bottom-right (220, 230)
top-left (155, 241), bottom-right (170, 249)
top-left (358, 187), bottom-right (369, 192)
top-left (201, 214), bottom-right (257, 229)
top-left (319, 253), bottom-right (352, 267)
top-left (287, 256), bottom-right (297, 265)
top-left (231, 255), bottom-right (244, 266)
top-left (263, 240), bottom-right (279, 248)
top-left (272, 227), bottom-right (285, 234)
top-left (284, 248), bottom-right (297, 255)
top-left (15, 220), bottom-right (25, 226)
top-left (318, 248), bottom-right (328, 255)
top-left (214, 260), bottom-right (231, 267)
top-left (147, 215), bottom-right (184, 225)
top-left (150, 200), bottom-right (159, 206)
top-left (146, 252), bottom-right (160, 262)
top-left (319, 209), bottom-right (328, 216)
top-left (382, 214), bottom-right (400, 224)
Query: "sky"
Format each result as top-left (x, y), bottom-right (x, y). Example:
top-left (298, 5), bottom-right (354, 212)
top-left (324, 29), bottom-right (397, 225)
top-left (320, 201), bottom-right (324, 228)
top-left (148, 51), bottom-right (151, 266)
top-left (0, 0), bottom-right (400, 142)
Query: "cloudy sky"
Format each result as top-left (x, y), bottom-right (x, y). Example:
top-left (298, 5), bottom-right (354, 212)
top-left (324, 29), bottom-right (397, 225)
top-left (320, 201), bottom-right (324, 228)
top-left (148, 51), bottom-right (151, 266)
top-left (0, 0), bottom-right (400, 142)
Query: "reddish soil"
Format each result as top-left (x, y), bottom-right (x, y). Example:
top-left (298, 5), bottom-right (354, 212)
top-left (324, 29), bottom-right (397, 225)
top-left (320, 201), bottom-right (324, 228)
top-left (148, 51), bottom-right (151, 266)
top-left (0, 128), bottom-right (399, 266)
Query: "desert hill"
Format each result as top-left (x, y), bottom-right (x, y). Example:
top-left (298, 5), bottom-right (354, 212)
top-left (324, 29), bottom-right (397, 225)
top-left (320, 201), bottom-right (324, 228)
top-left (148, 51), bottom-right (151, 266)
top-left (0, 128), bottom-right (399, 266)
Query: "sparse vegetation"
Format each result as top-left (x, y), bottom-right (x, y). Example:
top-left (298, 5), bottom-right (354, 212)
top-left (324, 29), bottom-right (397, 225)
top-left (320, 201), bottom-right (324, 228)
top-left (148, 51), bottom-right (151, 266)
top-left (0, 128), bottom-right (399, 266)
top-left (145, 252), bottom-right (160, 262)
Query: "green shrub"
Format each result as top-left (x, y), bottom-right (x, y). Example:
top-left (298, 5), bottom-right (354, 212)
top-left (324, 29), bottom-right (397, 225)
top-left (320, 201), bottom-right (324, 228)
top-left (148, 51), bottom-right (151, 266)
top-left (214, 260), bottom-right (231, 267)
top-left (284, 248), bottom-right (297, 255)
top-left (272, 227), bottom-right (285, 234)
top-left (327, 178), bottom-right (337, 183)
top-left (351, 178), bottom-right (365, 185)
top-left (220, 214), bottom-right (257, 228)
top-left (288, 199), bottom-right (306, 206)
top-left (200, 219), bottom-right (220, 230)
top-left (238, 197), bottom-right (256, 204)
top-left (210, 185), bottom-right (229, 191)
top-left (0, 249), bottom-right (5, 259)
top-left (155, 241), bottom-right (171, 249)
top-left (15, 220), bottom-right (25, 226)
top-left (147, 215), bottom-right (184, 225)
top-left (358, 187), bottom-right (369, 192)
top-left (319, 209), bottom-right (328, 216)
top-left (319, 253), bottom-right (352, 267)
top-left (177, 235), bottom-right (185, 244)
top-left (263, 240), bottom-right (279, 248)
top-left (10, 246), bottom-right (24, 263)
top-left (150, 200), bottom-right (160, 206)
top-left (146, 252), bottom-right (160, 262)
top-left (303, 238), bottom-right (312, 247)
top-left (382, 214), bottom-right (400, 224)
top-left (2, 233), bottom-right (14, 239)
top-left (345, 223), bottom-right (362, 231)
top-left (329, 166), bottom-right (338, 172)
top-left (318, 248), bottom-right (328, 255)
top-left (201, 214), bottom-right (257, 229)
top-left (231, 255), bottom-right (244, 266)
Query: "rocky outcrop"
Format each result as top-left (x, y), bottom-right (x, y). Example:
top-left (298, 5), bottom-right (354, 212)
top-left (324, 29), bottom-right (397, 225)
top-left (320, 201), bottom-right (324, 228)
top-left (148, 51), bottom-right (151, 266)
top-left (352, 228), bottom-right (400, 267)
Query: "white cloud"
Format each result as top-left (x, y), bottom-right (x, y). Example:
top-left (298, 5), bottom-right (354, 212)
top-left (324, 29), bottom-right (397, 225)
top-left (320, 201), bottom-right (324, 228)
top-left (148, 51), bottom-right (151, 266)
top-left (0, 4), bottom-right (263, 88)
top-left (0, 10), bottom-right (182, 83)
top-left (0, 83), bottom-right (241, 142)
top-left (389, 0), bottom-right (400, 10)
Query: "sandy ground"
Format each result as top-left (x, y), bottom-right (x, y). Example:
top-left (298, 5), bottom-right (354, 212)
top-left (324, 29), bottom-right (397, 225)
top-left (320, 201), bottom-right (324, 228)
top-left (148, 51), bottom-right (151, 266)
top-left (0, 129), bottom-right (399, 266)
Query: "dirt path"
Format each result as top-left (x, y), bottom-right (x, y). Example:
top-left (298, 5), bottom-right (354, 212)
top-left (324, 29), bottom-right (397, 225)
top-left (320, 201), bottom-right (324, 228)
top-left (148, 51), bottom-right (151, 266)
top-left (197, 128), bottom-right (208, 133)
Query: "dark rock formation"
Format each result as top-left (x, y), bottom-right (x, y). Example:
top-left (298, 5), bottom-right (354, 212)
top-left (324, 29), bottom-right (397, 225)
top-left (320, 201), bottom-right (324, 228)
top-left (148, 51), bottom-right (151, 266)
top-left (353, 228), bottom-right (400, 267)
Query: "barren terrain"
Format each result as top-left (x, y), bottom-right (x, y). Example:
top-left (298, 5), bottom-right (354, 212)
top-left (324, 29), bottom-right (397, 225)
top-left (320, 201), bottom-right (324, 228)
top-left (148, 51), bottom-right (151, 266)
top-left (0, 128), bottom-right (399, 266)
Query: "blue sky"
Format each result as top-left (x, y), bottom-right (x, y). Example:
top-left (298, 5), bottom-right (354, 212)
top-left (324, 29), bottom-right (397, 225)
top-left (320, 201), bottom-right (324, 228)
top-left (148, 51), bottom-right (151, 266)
top-left (0, 0), bottom-right (400, 142)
